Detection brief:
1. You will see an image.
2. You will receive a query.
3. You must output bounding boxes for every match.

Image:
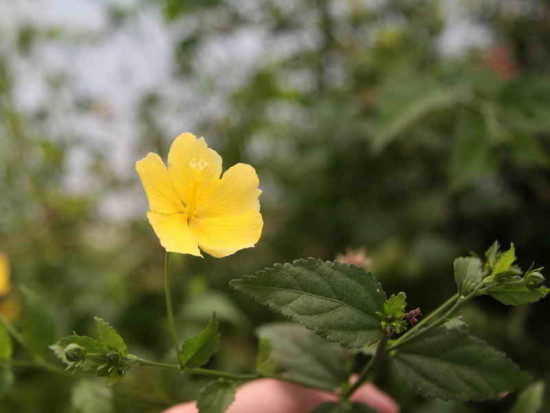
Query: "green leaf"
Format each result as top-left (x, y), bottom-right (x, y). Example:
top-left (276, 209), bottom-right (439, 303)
top-left (0, 365), bottom-right (14, 396)
top-left (255, 338), bottom-right (277, 376)
top-left (449, 111), bottom-right (497, 191)
top-left (231, 259), bottom-right (386, 348)
top-left (94, 317), bottom-right (127, 355)
top-left (197, 380), bottom-right (236, 413)
top-left (311, 402), bottom-right (376, 412)
top-left (0, 323), bottom-right (12, 361)
top-left (180, 313), bottom-right (220, 368)
top-left (257, 323), bottom-right (349, 390)
top-left (489, 281), bottom-right (549, 306)
top-left (20, 286), bottom-right (56, 355)
top-left (453, 257), bottom-right (483, 295)
top-left (485, 241), bottom-right (500, 270)
top-left (71, 379), bottom-right (114, 413)
top-left (511, 381), bottom-right (545, 413)
top-left (491, 244), bottom-right (516, 277)
top-left (390, 325), bottom-right (530, 401)
top-left (382, 292), bottom-right (407, 319)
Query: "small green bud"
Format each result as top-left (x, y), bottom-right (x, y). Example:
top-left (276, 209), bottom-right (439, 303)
top-left (64, 344), bottom-right (87, 362)
top-left (526, 272), bottom-right (545, 290)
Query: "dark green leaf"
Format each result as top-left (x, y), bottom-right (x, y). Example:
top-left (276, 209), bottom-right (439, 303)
top-left (197, 380), bottom-right (236, 413)
top-left (231, 259), bottom-right (386, 348)
top-left (94, 318), bottom-right (127, 355)
top-left (449, 112), bottom-right (496, 190)
top-left (255, 337), bottom-right (276, 376)
top-left (181, 313), bottom-right (220, 368)
top-left (257, 323), bottom-right (349, 390)
top-left (489, 282), bottom-right (549, 306)
top-left (71, 379), bottom-right (114, 413)
top-left (511, 381), bottom-right (545, 413)
top-left (20, 286), bottom-right (56, 355)
top-left (390, 325), bottom-right (530, 401)
top-left (311, 402), bottom-right (376, 412)
top-left (453, 257), bottom-right (483, 295)
top-left (0, 365), bottom-right (14, 396)
top-left (0, 323), bottom-right (12, 361)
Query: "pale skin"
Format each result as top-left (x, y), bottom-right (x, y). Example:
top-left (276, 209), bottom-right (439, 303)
top-left (163, 379), bottom-right (399, 413)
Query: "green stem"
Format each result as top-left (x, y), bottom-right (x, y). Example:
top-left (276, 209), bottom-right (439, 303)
top-left (341, 334), bottom-right (389, 400)
top-left (390, 293), bottom-right (459, 349)
top-left (163, 252), bottom-right (183, 367)
top-left (0, 315), bottom-right (36, 358)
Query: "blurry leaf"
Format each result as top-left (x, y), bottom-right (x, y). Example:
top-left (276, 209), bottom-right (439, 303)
top-left (0, 323), bottom-right (12, 361)
top-left (257, 322), bottom-right (349, 390)
top-left (182, 291), bottom-right (247, 327)
top-left (485, 241), bottom-right (500, 270)
top-left (255, 337), bottom-right (276, 376)
top-left (197, 380), bottom-right (236, 413)
top-left (20, 286), bottom-right (55, 356)
top-left (71, 379), bottom-right (113, 413)
top-left (511, 381), bottom-right (545, 413)
top-left (453, 257), bottom-right (483, 295)
top-left (311, 402), bottom-right (376, 412)
top-left (510, 133), bottom-right (550, 168)
top-left (390, 325), bottom-right (530, 401)
top-left (0, 365), bottom-right (14, 396)
top-left (372, 78), bottom-right (469, 152)
top-left (489, 280), bottom-right (549, 306)
top-left (491, 244), bottom-right (516, 277)
top-left (231, 259), bottom-right (386, 348)
top-left (180, 313), bottom-right (219, 369)
top-left (164, 0), bottom-right (221, 21)
top-left (94, 318), bottom-right (127, 355)
top-left (449, 112), bottom-right (496, 191)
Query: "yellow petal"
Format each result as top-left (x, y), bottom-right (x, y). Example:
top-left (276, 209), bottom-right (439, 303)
top-left (189, 211), bottom-right (263, 258)
top-left (136, 153), bottom-right (184, 214)
top-left (167, 133), bottom-right (222, 206)
top-left (0, 254), bottom-right (10, 296)
top-left (195, 163), bottom-right (261, 218)
top-left (147, 212), bottom-right (202, 256)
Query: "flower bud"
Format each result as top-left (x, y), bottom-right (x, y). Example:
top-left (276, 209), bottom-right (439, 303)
top-left (64, 343), bottom-right (87, 362)
top-left (526, 272), bottom-right (545, 290)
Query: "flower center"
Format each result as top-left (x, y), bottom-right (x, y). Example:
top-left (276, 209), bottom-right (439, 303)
top-left (184, 157), bottom-right (209, 221)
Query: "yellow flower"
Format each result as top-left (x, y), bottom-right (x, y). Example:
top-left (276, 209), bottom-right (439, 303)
top-left (0, 254), bottom-right (20, 321)
top-left (136, 133), bottom-right (263, 258)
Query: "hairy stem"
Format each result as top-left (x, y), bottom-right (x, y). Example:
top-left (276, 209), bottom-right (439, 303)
top-left (341, 334), bottom-right (389, 400)
top-left (163, 252), bottom-right (183, 368)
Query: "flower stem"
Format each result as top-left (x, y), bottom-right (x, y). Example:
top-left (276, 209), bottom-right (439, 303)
top-left (389, 293), bottom-right (459, 349)
top-left (341, 334), bottom-right (389, 400)
top-left (163, 252), bottom-right (183, 367)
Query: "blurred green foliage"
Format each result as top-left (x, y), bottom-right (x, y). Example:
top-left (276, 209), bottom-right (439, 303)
top-left (1, 0), bottom-right (550, 411)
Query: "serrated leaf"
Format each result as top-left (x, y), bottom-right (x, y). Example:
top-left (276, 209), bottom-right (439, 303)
top-left (491, 244), bottom-right (516, 277)
top-left (0, 323), bottom-right (12, 361)
top-left (181, 313), bottom-right (219, 368)
top-left (382, 292), bottom-right (407, 319)
top-left (453, 257), bottom-right (483, 295)
top-left (485, 241), bottom-right (500, 270)
top-left (0, 365), bottom-right (14, 396)
top-left (511, 381), bottom-right (545, 413)
top-left (311, 402), bottom-right (376, 412)
top-left (94, 317), bottom-right (127, 355)
top-left (71, 379), bottom-right (114, 413)
top-left (20, 286), bottom-right (55, 355)
top-left (489, 282), bottom-right (549, 306)
top-left (197, 380), bottom-right (236, 413)
top-left (255, 338), bottom-right (276, 376)
top-left (390, 325), bottom-right (530, 401)
top-left (231, 259), bottom-right (386, 348)
top-left (257, 323), bottom-right (349, 390)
